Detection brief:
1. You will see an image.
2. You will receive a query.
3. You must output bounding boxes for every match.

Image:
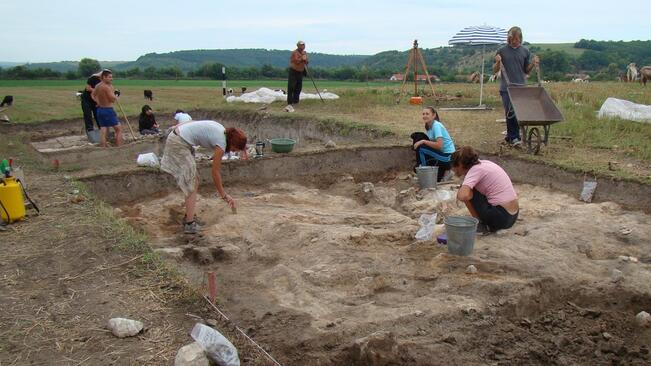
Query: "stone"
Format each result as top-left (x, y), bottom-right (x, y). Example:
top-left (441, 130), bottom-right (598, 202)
top-left (220, 244), bottom-right (242, 258)
top-left (107, 318), bottom-right (144, 338)
top-left (175, 342), bottom-right (209, 366)
top-left (602, 332), bottom-right (613, 340)
top-left (635, 311), bottom-right (650, 327)
top-left (465, 265), bottom-right (478, 274)
top-left (611, 269), bottom-right (623, 283)
top-left (155, 247), bottom-right (184, 260)
top-left (361, 182), bottom-right (375, 193)
top-left (324, 140), bottom-right (337, 149)
top-left (204, 319), bottom-right (218, 327)
top-left (349, 331), bottom-right (400, 366)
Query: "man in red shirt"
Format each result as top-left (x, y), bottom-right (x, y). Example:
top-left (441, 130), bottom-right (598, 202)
top-left (286, 40), bottom-right (308, 111)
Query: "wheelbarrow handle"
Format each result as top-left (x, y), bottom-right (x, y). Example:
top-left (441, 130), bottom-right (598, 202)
top-left (536, 63), bottom-right (543, 87)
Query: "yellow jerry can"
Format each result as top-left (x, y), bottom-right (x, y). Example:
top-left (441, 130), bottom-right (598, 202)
top-left (0, 177), bottom-right (26, 223)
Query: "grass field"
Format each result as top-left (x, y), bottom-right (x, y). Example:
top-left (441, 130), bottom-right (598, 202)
top-left (530, 43), bottom-right (585, 57)
top-left (1, 79), bottom-right (650, 183)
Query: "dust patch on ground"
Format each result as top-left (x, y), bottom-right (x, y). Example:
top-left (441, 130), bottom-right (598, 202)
top-left (121, 174), bottom-right (651, 365)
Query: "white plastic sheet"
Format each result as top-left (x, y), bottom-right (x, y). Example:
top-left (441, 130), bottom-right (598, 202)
top-left (415, 213), bottom-right (438, 241)
top-left (190, 323), bottom-right (240, 366)
top-left (226, 87), bottom-right (339, 104)
top-left (598, 97), bottom-right (651, 124)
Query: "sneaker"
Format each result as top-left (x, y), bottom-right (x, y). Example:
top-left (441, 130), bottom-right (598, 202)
top-left (476, 223), bottom-right (490, 235)
top-left (183, 221), bottom-right (199, 234)
top-left (284, 105), bottom-right (295, 113)
top-left (510, 138), bottom-right (522, 146)
top-left (183, 215), bottom-right (204, 226)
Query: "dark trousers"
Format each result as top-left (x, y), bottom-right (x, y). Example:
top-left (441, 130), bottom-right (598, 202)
top-left (287, 69), bottom-right (304, 105)
top-left (415, 146), bottom-right (450, 181)
top-left (81, 94), bottom-right (98, 131)
top-left (500, 91), bottom-right (520, 142)
top-left (470, 189), bottom-right (518, 232)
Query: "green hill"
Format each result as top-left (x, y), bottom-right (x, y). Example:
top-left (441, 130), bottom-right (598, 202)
top-left (115, 49), bottom-right (369, 72)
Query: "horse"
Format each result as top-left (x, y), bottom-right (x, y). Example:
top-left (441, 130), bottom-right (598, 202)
top-left (640, 66), bottom-right (651, 86)
top-left (468, 71), bottom-right (481, 83)
top-left (627, 63), bottom-right (638, 82)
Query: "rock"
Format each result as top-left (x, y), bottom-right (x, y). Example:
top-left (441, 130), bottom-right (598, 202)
top-left (465, 265), bottom-right (478, 274)
top-left (69, 194), bottom-right (86, 204)
top-left (204, 319), bottom-right (218, 327)
top-left (398, 174), bottom-right (411, 180)
top-left (155, 247), bottom-right (184, 260)
top-left (635, 311), bottom-right (650, 327)
top-left (220, 244), bottom-right (241, 258)
top-left (611, 269), bottom-right (623, 283)
top-left (175, 342), bottom-right (209, 366)
top-left (349, 331), bottom-right (400, 366)
top-left (361, 182), bottom-right (375, 193)
top-left (602, 332), bottom-right (613, 340)
top-left (107, 318), bottom-right (144, 338)
top-left (414, 310), bottom-right (424, 317)
top-left (325, 140), bottom-right (337, 149)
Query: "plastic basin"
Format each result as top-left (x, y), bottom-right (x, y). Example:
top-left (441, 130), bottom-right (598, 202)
top-left (270, 138), bottom-right (296, 153)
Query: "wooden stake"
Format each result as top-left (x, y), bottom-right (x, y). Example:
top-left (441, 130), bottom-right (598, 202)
top-left (207, 271), bottom-right (217, 304)
top-left (115, 100), bottom-right (137, 141)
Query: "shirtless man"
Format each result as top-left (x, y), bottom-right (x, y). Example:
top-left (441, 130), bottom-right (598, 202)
top-left (91, 69), bottom-right (122, 147)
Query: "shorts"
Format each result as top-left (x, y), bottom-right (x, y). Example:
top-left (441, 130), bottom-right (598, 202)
top-left (97, 107), bottom-right (120, 127)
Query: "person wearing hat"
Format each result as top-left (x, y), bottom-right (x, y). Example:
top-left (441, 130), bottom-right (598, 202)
top-left (286, 40), bottom-right (309, 112)
top-left (80, 70), bottom-right (102, 132)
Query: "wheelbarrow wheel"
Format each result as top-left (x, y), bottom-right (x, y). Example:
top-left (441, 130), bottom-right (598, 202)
top-left (527, 127), bottom-right (542, 155)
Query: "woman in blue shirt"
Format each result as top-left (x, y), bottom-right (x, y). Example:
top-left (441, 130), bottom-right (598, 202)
top-left (412, 107), bottom-right (456, 181)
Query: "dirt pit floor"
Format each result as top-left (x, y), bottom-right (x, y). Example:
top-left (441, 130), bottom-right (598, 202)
top-left (117, 173), bottom-right (651, 365)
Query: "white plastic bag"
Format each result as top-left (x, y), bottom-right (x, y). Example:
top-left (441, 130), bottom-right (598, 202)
top-left (415, 213), bottom-right (437, 241)
top-left (190, 323), bottom-right (240, 366)
top-left (579, 180), bottom-right (597, 202)
top-left (598, 97), bottom-right (651, 124)
top-left (137, 152), bottom-right (160, 168)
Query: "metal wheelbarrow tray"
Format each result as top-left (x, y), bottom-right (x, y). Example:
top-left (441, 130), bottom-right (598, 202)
top-left (503, 64), bottom-right (563, 154)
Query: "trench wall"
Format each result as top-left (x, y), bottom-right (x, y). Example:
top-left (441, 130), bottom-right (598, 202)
top-left (80, 147), bottom-right (651, 214)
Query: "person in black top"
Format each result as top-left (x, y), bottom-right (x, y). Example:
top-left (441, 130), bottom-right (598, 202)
top-left (138, 105), bottom-right (160, 135)
top-left (81, 71), bottom-right (101, 132)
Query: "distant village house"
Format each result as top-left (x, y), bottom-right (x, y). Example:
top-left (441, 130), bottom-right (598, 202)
top-left (389, 73), bottom-right (439, 82)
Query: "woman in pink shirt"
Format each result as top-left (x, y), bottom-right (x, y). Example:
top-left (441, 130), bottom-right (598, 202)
top-left (451, 146), bottom-right (519, 232)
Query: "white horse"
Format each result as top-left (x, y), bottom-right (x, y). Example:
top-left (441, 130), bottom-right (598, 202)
top-left (627, 63), bottom-right (638, 82)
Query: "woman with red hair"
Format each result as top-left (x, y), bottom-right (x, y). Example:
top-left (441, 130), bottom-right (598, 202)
top-left (161, 120), bottom-right (248, 234)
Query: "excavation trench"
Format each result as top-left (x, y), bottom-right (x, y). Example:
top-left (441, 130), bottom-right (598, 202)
top-left (78, 146), bottom-right (651, 365)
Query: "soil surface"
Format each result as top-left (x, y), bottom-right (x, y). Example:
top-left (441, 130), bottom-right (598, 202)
top-left (120, 174), bottom-right (651, 365)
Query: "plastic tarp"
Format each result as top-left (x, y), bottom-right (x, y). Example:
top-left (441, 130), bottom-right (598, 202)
top-left (598, 97), bottom-right (651, 124)
top-left (226, 87), bottom-right (339, 104)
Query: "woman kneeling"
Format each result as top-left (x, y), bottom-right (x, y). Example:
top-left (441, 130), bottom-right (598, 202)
top-left (451, 146), bottom-right (519, 232)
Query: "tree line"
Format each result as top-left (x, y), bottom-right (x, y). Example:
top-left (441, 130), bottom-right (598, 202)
top-left (2, 40), bottom-right (650, 82)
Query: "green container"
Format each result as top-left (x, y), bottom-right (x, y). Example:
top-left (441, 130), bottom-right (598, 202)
top-left (270, 138), bottom-right (296, 153)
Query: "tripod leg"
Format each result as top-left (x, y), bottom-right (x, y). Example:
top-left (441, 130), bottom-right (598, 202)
top-left (397, 50), bottom-right (414, 104)
top-left (416, 49), bottom-right (437, 98)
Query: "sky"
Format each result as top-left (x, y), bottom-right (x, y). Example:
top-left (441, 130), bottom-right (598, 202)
top-left (2, 0), bottom-right (650, 63)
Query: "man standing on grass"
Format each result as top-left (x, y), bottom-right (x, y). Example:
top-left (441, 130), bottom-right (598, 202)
top-left (286, 40), bottom-right (308, 112)
top-left (80, 71), bottom-right (101, 133)
top-left (91, 69), bottom-right (123, 147)
top-left (493, 26), bottom-right (539, 146)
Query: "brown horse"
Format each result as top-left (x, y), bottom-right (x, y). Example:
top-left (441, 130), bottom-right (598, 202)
top-left (640, 66), bottom-right (651, 86)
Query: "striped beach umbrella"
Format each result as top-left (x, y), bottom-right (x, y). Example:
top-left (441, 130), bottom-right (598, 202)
top-left (449, 25), bottom-right (508, 46)
top-left (449, 25), bottom-right (508, 107)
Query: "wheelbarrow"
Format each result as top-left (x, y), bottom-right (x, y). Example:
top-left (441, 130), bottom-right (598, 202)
top-left (500, 62), bottom-right (563, 154)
